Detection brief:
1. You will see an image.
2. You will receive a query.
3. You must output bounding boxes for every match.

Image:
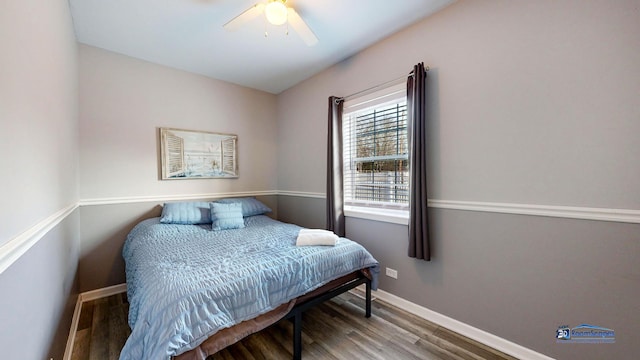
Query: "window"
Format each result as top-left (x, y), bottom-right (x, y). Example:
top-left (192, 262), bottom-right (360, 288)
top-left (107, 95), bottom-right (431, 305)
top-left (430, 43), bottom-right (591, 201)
top-left (343, 83), bottom-right (408, 212)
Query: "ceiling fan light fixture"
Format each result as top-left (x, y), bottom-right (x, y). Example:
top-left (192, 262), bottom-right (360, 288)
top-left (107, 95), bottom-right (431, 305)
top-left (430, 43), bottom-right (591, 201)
top-left (265, 1), bottom-right (288, 26)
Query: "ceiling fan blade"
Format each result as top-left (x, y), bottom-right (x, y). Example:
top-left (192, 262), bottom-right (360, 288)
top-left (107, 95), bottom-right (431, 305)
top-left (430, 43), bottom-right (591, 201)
top-left (223, 3), bottom-right (265, 31)
top-left (287, 8), bottom-right (318, 46)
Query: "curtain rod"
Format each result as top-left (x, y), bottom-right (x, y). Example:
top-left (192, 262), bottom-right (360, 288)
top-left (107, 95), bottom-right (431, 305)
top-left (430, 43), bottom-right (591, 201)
top-left (337, 65), bottom-right (429, 103)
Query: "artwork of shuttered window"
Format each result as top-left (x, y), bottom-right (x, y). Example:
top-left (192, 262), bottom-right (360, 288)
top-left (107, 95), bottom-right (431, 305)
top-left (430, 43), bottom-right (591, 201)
top-left (159, 128), bottom-right (238, 179)
top-left (164, 131), bottom-right (185, 177)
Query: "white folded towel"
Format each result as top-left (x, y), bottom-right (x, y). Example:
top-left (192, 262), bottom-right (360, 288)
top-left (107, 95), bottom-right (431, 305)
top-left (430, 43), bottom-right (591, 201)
top-left (296, 229), bottom-right (338, 246)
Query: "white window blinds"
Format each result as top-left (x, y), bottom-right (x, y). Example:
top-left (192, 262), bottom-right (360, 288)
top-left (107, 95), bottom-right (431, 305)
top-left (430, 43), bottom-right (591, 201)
top-left (343, 83), bottom-right (408, 210)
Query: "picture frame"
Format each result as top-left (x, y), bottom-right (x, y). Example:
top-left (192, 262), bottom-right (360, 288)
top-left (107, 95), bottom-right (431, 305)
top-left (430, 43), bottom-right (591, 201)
top-left (159, 127), bottom-right (238, 180)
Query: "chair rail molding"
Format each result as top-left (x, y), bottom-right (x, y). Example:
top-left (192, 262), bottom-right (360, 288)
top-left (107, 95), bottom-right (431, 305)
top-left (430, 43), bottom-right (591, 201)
top-left (4, 192), bottom-right (638, 274)
top-left (78, 190), bottom-right (279, 206)
top-left (0, 203), bottom-right (78, 274)
top-left (428, 199), bottom-right (640, 224)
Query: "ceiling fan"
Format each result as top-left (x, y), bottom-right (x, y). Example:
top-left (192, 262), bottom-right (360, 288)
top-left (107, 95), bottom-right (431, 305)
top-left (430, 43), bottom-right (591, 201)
top-left (223, 0), bottom-right (318, 46)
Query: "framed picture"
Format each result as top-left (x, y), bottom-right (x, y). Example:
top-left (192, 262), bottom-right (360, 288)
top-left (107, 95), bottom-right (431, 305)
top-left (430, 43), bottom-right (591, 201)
top-left (159, 127), bottom-right (238, 179)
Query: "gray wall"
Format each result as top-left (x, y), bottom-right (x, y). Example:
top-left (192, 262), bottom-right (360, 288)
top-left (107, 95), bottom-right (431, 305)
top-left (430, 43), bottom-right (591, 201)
top-left (346, 209), bottom-right (639, 360)
top-left (281, 194), bottom-right (640, 358)
top-left (0, 213), bottom-right (80, 360)
top-left (276, 1), bottom-right (640, 359)
top-left (0, 0), bottom-right (80, 359)
top-left (277, 195), bottom-right (326, 229)
top-left (79, 203), bottom-right (162, 291)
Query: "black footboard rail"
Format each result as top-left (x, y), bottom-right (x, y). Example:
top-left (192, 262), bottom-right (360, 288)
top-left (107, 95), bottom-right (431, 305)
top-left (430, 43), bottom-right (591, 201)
top-left (283, 273), bottom-right (372, 360)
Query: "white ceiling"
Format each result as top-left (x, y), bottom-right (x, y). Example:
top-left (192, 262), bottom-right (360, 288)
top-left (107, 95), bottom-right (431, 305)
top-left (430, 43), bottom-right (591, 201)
top-left (69, 0), bottom-right (453, 94)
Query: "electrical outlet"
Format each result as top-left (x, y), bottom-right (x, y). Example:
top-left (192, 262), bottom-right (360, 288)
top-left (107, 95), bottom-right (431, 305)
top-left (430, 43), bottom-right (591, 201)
top-left (385, 267), bottom-right (398, 279)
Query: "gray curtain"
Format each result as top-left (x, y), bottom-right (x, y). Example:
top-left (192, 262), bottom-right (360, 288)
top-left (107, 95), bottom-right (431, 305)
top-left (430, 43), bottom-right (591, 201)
top-left (326, 96), bottom-right (345, 237)
top-left (407, 63), bottom-right (430, 260)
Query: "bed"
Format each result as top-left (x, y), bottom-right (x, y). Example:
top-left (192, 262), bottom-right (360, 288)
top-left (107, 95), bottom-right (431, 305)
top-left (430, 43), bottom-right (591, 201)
top-left (120, 199), bottom-right (380, 360)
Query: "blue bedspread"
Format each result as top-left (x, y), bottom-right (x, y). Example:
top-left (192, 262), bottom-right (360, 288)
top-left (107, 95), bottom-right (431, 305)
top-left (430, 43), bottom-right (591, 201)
top-left (120, 215), bottom-right (379, 359)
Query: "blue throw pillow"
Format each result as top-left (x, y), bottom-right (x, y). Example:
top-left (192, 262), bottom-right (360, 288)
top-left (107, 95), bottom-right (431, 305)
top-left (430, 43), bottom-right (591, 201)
top-left (217, 197), bottom-right (272, 217)
top-left (160, 202), bottom-right (212, 224)
top-left (210, 202), bottom-right (245, 231)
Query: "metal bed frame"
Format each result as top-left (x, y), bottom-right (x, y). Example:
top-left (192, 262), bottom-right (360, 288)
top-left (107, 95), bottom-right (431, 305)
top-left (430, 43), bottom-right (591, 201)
top-left (283, 272), bottom-right (372, 360)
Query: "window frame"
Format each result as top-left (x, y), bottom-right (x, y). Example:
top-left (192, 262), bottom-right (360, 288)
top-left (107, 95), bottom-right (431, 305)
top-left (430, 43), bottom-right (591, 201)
top-left (342, 82), bottom-right (410, 223)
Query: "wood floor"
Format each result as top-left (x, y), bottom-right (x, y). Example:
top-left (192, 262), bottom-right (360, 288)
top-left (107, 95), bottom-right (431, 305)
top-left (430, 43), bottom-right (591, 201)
top-left (71, 291), bottom-right (518, 360)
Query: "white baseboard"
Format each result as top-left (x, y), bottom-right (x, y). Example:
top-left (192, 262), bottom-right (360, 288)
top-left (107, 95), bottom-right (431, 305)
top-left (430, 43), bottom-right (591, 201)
top-left (370, 288), bottom-right (555, 360)
top-left (63, 295), bottom-right (84, 360)
top-left (80, 283), bottom-right (127, 302)
top-left (63, 284), bottom-right (128, 360)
